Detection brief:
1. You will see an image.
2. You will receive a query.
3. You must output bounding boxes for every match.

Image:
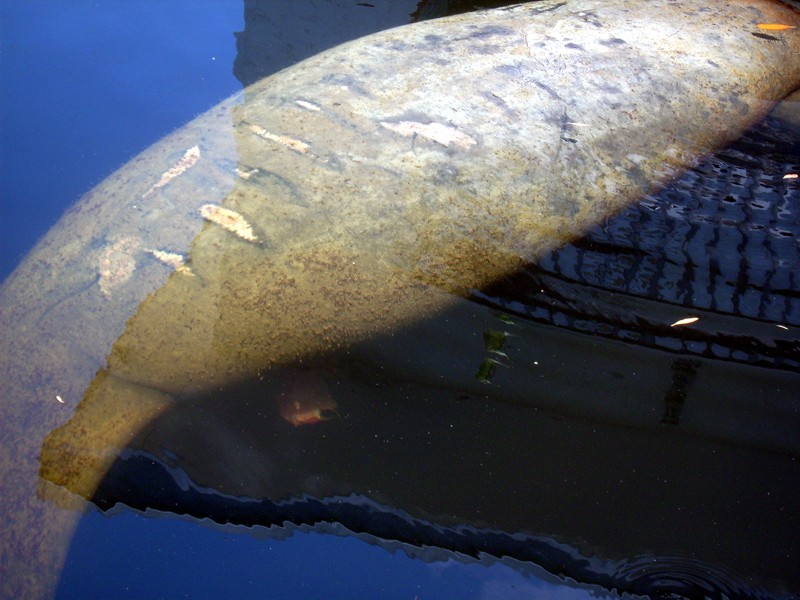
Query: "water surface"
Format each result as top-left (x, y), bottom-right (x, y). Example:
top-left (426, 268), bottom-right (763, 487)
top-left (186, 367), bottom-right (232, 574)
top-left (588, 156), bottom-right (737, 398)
top-left (1, 1), bottom-right (798, 598)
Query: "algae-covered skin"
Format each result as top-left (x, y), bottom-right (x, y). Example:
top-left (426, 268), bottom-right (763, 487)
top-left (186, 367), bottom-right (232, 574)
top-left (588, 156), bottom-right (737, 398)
top-left (2, 0), bottom-right (800, 596)
top-left (37, 0), bottom-right (800, 397)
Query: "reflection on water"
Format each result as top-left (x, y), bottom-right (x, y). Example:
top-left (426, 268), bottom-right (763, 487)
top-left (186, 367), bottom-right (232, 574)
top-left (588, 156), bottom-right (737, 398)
top-left (479, 113), bottom-right (800, 370)
top-left (75, 304), bottom-right (798, 597)
top-left (60, 510), bottom-right (627, 600)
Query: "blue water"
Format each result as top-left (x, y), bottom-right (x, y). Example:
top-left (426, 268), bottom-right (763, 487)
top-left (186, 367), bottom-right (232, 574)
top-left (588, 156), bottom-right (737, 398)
top-left (1, 2), bottom-right (614, 597)
top-left (0, 0), bottom-right (241, 281)
top-left (58, 509), bottom-right (598, 600)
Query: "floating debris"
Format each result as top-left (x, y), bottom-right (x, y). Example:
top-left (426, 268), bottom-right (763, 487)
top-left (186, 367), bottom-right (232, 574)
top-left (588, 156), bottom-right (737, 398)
top-left (98, 236), bottom-right (140, 297)
top-left (380, 120), bottom-right (477, 151)
top-left (199, 203), bottom-right (259, 242)
top-left (148, 249), bottom-right (193, 275)
top-left (248, 124), bottom-right (311, 155)
top-left (142, 145), bottom-right (201, 198)
top-left (295, 99), bottom-right (321, 112)
top-left (756, 23), bottom-right (797, 30)
top-left (783, 173), bottom-right (798, 180)
top-left (670, 316), bottom-right (700, 327)
top-left (776, 324), bottom-right (789, 330)
top-left (280, 399), bottom-right (338, 427)
top-left (55, 395), bottom-right (64, 404)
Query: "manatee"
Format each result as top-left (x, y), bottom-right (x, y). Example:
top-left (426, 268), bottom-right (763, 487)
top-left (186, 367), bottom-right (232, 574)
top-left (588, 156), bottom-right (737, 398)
top-left (2, 0), bottom-right (800, 596)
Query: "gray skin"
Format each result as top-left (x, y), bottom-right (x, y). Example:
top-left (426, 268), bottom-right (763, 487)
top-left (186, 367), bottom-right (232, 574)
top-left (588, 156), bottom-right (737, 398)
top-left (2, 0), bottom-right (800, 596)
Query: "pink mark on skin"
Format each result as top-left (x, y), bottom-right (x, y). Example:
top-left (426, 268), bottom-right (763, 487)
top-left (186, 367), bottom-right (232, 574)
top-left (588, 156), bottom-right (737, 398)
top-left (277, 371), bottom-right (338, 427)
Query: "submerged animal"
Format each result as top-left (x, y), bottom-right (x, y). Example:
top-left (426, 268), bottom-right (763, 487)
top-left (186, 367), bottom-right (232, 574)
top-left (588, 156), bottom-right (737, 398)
top-left (1, 0), bottom-right (799, 596)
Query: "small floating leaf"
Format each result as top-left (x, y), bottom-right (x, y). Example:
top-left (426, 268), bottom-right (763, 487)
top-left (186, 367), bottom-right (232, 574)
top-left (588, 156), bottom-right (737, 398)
top-left (756, 23), bottom-right (797, 30)
top-left (670, 316), bottom-right (700, 327)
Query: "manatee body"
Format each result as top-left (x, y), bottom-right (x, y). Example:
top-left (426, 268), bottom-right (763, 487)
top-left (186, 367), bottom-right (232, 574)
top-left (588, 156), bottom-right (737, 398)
top-left (2, 0), bottom-right (800, 596)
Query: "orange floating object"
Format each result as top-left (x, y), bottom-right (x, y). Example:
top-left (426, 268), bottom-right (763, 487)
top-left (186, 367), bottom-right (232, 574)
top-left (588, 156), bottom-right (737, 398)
top-left (756, 23), bottom-right (797, 30)
top-left (670, 316), bottom-right (700, 327)
top-left (277, 371), bottom-right (339, 426)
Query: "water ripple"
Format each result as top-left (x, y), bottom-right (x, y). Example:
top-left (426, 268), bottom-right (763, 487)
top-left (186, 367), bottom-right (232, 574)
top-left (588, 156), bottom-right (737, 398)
top-left (612, 555), bottom-right (797, 600)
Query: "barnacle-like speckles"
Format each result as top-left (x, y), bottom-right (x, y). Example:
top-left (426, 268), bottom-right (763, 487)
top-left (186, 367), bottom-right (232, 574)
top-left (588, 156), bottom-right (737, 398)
top-left (98, 236), bottom-right (141, 297)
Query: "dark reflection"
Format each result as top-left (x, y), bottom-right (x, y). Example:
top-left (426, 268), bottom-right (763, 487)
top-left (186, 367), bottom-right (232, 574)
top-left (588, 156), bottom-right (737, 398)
top-left (476, 114), bottom-right (800, 371)
top-left (660, 359), bottom-right (700, 426)
top-left (77, 302), bottom-right (799, 598)
top-left (234, 1), bottom-right (418, 87)
top-left (233, 0), bottom-right (517, 88)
